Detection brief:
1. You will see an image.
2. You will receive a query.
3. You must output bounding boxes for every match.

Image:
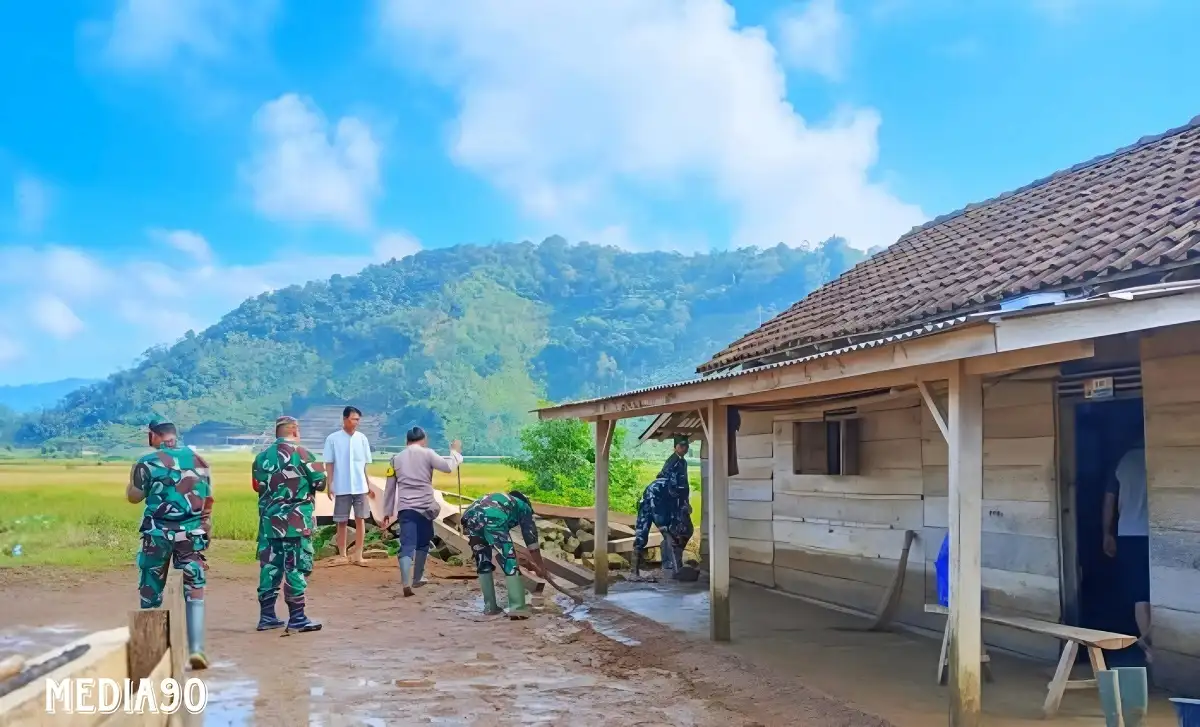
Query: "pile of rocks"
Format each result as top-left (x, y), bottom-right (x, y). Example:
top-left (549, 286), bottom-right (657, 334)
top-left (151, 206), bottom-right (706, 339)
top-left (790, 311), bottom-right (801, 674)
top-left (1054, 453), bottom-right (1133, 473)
top-left (533, 516), bottom-right (659, 570)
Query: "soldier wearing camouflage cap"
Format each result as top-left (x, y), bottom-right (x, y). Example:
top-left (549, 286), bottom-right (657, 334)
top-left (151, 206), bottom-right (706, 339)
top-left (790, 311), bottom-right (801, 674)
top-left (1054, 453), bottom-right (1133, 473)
top-left (250, 416), bottom-right (326, 633)
top-left (125, 418), bottom-right (213, 670)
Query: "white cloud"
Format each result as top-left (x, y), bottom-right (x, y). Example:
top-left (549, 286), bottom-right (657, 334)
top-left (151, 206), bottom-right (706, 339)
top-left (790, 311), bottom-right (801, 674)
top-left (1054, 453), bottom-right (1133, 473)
top-left (242, 94), bottom-right (383, 230)
top-left (379, 0), bottom-right (924, 251)
top-left (98, 0), bottom-right (277, 68)
top-left (0, 335), bottom-right (23, 366)
top-left (154, 228), bottom-right (214, 264)
top-left (374, 231), bottom-right (422, 261)
top-left (777, 0), bottom-right (850, 81)
top-left (14, 174), bottom-right (51, 233)
top-left (32, 296), bottom-right (85, 340)
top-left (0, 235), bottom-right (399, 383)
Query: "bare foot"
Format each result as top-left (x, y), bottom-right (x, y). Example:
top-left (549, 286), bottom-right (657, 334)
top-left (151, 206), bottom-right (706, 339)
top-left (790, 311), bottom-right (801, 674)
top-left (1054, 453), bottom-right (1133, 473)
top-left (352, 559), bottom-right (370, 568)
top-left (326, 555), bottom-right (350, 567)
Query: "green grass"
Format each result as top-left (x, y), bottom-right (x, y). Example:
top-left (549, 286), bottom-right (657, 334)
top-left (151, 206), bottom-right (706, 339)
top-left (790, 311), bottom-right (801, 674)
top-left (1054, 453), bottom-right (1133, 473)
top-left (0, 453), bottom-right (702, 569)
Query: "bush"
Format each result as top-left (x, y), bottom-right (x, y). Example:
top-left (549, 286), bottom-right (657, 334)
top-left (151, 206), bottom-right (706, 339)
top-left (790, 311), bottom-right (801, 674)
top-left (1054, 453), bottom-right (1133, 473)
top-left (502, 418), bottom-right (645, 511)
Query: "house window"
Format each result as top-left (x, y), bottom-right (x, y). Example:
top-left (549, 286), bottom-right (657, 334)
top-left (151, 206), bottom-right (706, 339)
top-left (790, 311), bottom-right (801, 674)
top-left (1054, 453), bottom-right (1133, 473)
top-left (793, 419), bottom-right (860, 475)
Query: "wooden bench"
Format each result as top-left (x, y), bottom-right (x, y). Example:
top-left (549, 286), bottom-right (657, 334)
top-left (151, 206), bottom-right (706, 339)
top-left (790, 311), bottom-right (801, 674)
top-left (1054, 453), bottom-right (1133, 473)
top-left (924, 604), bottom-right (1137, 718)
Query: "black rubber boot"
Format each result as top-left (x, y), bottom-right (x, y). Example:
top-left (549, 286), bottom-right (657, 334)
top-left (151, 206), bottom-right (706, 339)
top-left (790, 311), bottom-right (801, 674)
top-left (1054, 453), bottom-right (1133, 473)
top-left (256, 595), bottom-right (285, 631)
top-left (285, 601), bottom-right (322, 634)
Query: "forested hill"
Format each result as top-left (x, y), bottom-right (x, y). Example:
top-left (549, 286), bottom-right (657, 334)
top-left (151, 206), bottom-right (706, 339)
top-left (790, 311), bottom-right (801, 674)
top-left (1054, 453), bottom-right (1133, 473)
top-left (16, 236), bottom-right (863, 453)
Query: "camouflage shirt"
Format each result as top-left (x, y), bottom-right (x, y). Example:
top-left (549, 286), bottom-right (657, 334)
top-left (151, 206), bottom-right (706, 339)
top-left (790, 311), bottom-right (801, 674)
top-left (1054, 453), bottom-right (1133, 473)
top-left (251, 438), bottom-right (327, 539)
top-left (463, 493), bottom-right (539, 547)
top-left (131, 444), bottom-right (214, 537)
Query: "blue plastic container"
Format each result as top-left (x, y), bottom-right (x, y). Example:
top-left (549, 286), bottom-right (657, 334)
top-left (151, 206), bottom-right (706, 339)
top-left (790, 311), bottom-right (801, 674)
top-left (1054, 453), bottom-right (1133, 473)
top-left (1172, 698), bottom-right (1200, 727)
top-left (936, 533), bottom-right (950, 606)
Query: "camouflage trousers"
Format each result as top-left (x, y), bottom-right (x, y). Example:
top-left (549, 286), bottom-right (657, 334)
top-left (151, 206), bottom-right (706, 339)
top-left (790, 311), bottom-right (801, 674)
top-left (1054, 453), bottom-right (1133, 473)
top-left (137, 532), bottom-right (208, 608)
top-left (462, 513), bottom-right (520, 576)
top-left (633, 494), bottom-right (693, 555)
top-left (258, 536), bottom-right (315, 607)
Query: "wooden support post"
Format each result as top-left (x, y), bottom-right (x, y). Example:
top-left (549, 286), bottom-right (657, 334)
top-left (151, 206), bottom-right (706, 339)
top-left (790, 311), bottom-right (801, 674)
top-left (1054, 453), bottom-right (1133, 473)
top-left (163, 571), bottom-right (187, 683)
top-left (127, 609), bottom-right (169, 686)
top-left (707, 400), bottom-right (731, 642)
top-left (948, 362), bottom-right (984, 727)
top-left (594, 419), bottom-right (615, 596)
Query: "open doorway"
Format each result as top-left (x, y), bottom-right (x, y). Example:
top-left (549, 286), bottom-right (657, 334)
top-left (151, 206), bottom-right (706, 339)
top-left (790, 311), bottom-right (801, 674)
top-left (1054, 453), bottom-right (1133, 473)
top-left (1072, 395), bottom-right (1147, 666)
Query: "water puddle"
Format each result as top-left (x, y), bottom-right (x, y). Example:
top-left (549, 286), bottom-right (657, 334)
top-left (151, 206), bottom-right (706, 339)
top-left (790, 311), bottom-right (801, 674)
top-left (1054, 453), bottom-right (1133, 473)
top-left (201, 678), bottom-right (256, 726)
top-left (561, 602), bottom-right (640, 646)
top-left (0, 624), bottom-right (84, 658)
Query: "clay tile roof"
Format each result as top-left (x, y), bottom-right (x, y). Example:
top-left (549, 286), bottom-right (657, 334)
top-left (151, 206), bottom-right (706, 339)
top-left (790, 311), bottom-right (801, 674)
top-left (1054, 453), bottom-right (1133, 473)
top-left (698, 116), bottom-right (1200, 374)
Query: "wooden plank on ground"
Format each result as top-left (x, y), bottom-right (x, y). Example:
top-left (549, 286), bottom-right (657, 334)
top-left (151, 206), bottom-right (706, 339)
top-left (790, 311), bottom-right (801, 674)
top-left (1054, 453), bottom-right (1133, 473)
top-left (527, 502), bottom-right (637, 527)
top-left (923, 497), bottom-right (1056, 538)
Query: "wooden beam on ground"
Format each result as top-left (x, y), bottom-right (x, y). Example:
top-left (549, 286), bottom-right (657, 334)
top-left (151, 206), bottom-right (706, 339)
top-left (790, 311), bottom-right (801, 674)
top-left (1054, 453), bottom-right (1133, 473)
top-left (948, 360), bottom-right (984, 727)
top-left (594, 419), bottom-right (615, 596)
top-left (530, 502), bottom-right (636, 528)
top-left (431, 516), bottom-right (547, 594)
top-left (608, 532), bottom-right (662, 554)
top-left (708, 399), bottom-right (731, 642)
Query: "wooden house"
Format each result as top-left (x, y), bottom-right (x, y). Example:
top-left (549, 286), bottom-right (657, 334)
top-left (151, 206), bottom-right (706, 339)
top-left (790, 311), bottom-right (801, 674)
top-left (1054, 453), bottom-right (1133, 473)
top-left (536, 116), bottom-right (1200, 725)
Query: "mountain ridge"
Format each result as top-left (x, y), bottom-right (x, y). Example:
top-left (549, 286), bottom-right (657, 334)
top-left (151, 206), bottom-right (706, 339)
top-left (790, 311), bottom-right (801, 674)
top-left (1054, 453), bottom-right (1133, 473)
top-left (13, 237), bottom-right (862, 453)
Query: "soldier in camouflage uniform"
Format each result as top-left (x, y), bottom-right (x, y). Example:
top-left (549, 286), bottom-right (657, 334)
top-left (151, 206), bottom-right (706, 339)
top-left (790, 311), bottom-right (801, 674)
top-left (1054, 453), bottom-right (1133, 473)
top-left (126, 419), bottom-right (213, 670)
top-left (460, 491), bottom-right (547, 619)
top-left (631, 436), bottom-right (694, 579)
top-left (251, 416), bottom-right (326, 634)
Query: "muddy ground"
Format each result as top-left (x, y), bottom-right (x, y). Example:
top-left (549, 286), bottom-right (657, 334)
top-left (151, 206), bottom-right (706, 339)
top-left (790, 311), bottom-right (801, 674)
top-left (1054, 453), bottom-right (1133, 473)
top-left (0, 561), bottom-right (895, 727)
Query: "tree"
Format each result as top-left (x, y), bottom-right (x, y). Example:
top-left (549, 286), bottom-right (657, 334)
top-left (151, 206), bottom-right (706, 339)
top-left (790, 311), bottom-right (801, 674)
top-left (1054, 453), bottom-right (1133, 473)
top-left (503, 418), bottom-right (643, 512)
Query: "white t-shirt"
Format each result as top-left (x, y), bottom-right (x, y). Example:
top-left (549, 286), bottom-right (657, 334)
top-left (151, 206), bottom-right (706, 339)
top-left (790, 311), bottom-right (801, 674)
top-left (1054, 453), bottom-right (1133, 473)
top-left (1112, 447), bottom-right (1148, 537)
top-left (322, 429), bottom-right (373, 496)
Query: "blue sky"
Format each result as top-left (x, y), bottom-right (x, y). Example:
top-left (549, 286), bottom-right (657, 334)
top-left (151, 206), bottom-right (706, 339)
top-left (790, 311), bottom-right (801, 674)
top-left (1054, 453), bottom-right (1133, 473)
top-left (0, 0), bottom-right (1195, 386)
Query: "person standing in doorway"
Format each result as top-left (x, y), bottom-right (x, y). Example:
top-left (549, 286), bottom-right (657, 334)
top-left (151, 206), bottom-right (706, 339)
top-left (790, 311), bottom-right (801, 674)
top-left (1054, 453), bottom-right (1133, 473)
top-left (323, 406), bottom-right (374, 567)
top-left (1103, 440), bottom-right (1152, 664)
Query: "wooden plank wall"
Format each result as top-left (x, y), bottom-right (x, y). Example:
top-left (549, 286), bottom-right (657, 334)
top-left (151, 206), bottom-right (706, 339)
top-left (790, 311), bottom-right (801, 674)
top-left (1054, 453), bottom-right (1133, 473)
top-left (922, 379), bottom-right (1061, 660)
top-left (1140, 322), bottom-right (1200, 692)
top-left (769, 397), bottom-right (927, 621)
top-left (729, 410), bottom-right (777, 587)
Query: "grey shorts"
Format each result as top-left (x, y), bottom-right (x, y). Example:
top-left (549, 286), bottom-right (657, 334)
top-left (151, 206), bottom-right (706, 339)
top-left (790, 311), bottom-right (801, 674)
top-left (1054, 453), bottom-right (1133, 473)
top-left (333, 493), bottom-right (370, 523)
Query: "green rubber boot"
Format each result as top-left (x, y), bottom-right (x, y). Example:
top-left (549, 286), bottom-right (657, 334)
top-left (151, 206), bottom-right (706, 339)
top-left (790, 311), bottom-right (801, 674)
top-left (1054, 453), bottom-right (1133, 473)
top-left (478, 572), bottom-right (503, 616)
top-left (505, 574), bottom-right (532, 620)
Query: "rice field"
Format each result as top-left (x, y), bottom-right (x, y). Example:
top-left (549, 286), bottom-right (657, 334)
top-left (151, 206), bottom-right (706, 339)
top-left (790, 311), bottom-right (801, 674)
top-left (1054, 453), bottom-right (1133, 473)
top-left (0, 452), bottom-right (700, 569)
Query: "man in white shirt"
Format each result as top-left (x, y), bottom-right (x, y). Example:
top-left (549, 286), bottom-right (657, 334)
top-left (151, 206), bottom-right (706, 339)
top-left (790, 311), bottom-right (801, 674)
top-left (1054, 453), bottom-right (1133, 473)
top-left (1103, 443), bottom-right (1151, 663)
top-left (323, 406), bottom-right (374, 567)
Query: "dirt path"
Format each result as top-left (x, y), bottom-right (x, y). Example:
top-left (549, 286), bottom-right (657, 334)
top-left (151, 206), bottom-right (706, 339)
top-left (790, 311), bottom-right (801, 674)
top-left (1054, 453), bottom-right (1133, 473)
top-left (0, 562), bottom-right (894, 727)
